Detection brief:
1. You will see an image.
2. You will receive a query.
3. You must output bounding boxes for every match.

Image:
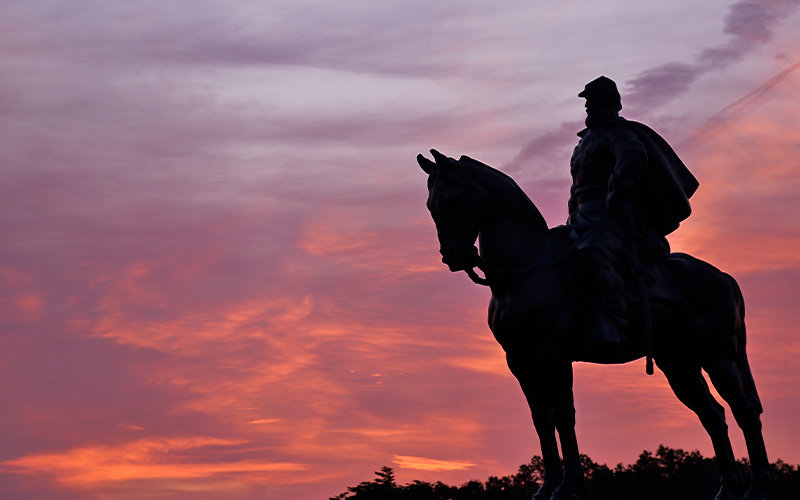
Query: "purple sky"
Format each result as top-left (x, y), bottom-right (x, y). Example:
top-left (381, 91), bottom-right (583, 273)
top-left (1, 1), bottom-right (799, 499)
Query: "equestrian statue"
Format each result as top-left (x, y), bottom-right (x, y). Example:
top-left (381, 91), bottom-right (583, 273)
top-left (417, 76), bottom-right (771, 500)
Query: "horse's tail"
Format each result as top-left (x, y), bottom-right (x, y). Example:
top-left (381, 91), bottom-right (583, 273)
top-left (729, 274), bottom-right (763, 414)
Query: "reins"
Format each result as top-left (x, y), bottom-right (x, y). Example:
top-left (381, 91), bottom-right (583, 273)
top-left (463, 234), bottom-right (580, 287)
top-left (465, 267), bottom-right (491, 286)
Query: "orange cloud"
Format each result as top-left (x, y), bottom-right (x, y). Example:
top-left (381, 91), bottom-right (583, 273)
top-left (296, 204), bottom-right (443, 277)
top-left (444, 335), bottom-right (510, 377)
top-left (0, 293), bottom-right (44, 323)
top-left (668, 68), bottom-right (800, 274)
top-left (393, 455), bottom-right (476, 472)
top-left (1, 436), bottom-right (310, 489)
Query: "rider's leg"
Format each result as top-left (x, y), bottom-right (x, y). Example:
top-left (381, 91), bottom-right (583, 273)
top-left (576, 244), bottom-right (628, 343)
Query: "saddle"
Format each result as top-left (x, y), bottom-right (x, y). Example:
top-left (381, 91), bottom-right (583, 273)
top-left (557, 225), bottom-right (689, 365)
top-left (646, 258), bottom-right (687, 303)
top-left (553, 224), bottom-right (687, 305)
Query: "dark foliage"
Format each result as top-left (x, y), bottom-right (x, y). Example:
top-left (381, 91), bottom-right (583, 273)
top-left (330, 446), bottom-right (800, 500)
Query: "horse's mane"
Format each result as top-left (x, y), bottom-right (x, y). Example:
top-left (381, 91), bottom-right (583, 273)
top-left (460, 156), bottom-right (549, 233)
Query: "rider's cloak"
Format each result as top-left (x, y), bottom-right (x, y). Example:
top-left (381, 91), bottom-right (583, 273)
top-left (624, 119), bottom-right (699, 235)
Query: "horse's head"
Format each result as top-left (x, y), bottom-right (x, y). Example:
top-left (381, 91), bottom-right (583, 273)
top-left (418, 150), bottom-right (488, 273)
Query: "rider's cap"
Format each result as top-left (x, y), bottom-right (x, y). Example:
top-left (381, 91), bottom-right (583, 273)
top-left (579, 75), bottom-right (622, 110)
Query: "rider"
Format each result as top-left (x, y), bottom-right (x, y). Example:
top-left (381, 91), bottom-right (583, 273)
top-left (568, 76), bottom-right (698, 348)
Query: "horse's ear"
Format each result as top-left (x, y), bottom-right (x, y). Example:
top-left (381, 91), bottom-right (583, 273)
top-left (430, 149), bottom-right (454, 170)
top-left (417, 153), bottom-right (435, 175)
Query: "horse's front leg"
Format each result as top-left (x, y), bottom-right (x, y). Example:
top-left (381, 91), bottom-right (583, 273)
top-left (531, 408), bottom-right (563, 500)
top-left (549, 361), bottom-right (583, 500)
top-left (507, 351), bottom-right (582, 500)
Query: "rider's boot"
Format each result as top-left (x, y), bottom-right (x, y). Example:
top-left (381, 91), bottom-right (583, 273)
top-left (584, 291), bottom-right (629, 361)
top-left (594, 291), bottom-right (628, 343)
top-left (575, 245), bottom-right (629, 357)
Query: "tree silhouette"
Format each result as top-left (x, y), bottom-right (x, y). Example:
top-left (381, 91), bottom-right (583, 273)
top-left (331, 466), bottom-right (400, 500)
top-left (330, 446), bottom-right (800, 500)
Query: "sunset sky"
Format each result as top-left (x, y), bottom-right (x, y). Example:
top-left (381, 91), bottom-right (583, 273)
top-left (1, 1), bottom-right (799, 499)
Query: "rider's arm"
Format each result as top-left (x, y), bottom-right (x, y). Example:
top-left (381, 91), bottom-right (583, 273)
top-left (607, 127), bottom-right (647, 227)
top-left (567, 145), bottom-right (581, 222)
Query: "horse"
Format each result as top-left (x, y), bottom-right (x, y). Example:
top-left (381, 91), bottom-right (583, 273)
top-left (417, 149), bottom-right (770, 500)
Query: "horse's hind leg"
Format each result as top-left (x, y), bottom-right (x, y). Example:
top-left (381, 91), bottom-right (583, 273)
top-left (705, 359), bottom-right (771, 500)
top-left (660, 363), bottom-right (744, 500)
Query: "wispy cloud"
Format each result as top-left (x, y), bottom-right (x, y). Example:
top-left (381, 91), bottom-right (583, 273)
top-left (682, 58), bottom-right (800, 148)
top-left (509, 0), bottom-right (800, 171)
top-left (625, 0), bottom-right (799, 109)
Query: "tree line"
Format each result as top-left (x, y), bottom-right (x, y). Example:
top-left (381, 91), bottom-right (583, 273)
top-left (330, 445), bottom-right (800, 500)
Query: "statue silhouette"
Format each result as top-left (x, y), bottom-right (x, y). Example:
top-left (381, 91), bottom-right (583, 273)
top-left (417, 77), bottom-right (770, 500)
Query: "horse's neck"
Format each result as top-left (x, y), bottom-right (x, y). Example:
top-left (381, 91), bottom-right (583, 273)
top-left (468, 163), bottom-right (549, 272)
top-left (479, 214), bottom-right (546, 270)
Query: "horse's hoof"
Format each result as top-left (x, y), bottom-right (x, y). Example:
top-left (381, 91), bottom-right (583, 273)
top-left (532, 484), bottom-right (555, 500)
top-left (532, 477), bottom-right (562, 500)
top-left (713, 485), bottom-right (738, 500)
top-left (549, 492), bottom-right (578, 500)
top-left (742, 483), bottom-right (766, 500)
top-left (549, 485), bottom-right (579, 500)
